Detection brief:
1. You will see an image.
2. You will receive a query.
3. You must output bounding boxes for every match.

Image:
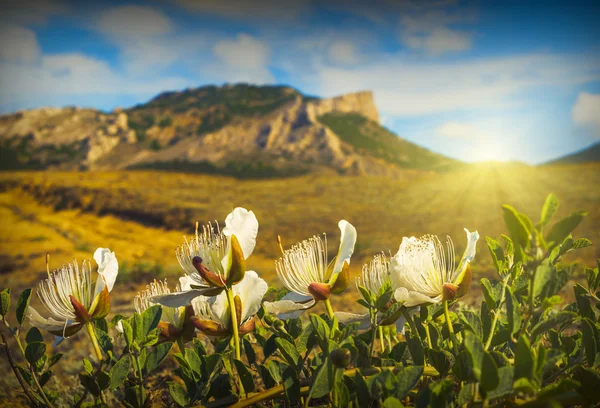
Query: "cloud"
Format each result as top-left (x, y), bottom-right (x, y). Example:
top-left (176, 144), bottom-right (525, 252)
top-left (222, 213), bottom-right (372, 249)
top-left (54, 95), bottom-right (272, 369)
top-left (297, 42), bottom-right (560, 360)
top-left (173, 0), bottom-right (311, 22)
top-left (572, 92), bottom-right (600, 136)
top-left (97, 5), bottom-right (172, 38)
top-left (398, 9), bottom-right (476, 56)
top-left (308, 53), bottom-right (600, 117)
top-left (328, 40), bottom-right (361, 65)
top-left (0, 24), bottom-right (41, 63)
top-left (0, 0), bottom-right (68, 25)
top-left (208, 34), bottom-right (273, 83)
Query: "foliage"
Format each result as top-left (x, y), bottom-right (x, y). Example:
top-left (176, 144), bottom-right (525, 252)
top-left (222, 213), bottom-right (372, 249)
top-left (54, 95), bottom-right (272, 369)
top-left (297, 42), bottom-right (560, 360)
top-left (0, 194), bottom-right (598, 407)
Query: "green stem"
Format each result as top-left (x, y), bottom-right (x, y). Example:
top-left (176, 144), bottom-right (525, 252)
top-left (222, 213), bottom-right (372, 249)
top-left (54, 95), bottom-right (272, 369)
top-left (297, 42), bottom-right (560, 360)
top-left (424, 322), bottom-right (433, 349)
top-left (132, 353), bottom-right (145, 405)
top-left (378, 326), bottom-right (386, 353)
top-left (85, 322), bottom-right (103, 361)
top-left (177, 337), bottom-right (186, 354)
top-left (367, 312), bottom-right (377, 366)
top-left (443, 301), bottom-right (458, 354)
top-left (401, 307), bottom-right (418, 336)
top-left (324, 299), bottom-right (335, 319)
top-left (226, 288), bottom-right (241, 360)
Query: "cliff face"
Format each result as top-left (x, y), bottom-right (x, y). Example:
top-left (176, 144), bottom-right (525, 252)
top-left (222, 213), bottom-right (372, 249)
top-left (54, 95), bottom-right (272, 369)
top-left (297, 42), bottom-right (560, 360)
top-left (0, 84), bottom-right (453, 176)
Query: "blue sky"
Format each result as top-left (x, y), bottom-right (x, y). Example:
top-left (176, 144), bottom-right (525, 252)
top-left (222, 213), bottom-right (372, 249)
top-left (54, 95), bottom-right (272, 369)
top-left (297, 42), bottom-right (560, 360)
top-left (0, 0), bottom-right (599, 163)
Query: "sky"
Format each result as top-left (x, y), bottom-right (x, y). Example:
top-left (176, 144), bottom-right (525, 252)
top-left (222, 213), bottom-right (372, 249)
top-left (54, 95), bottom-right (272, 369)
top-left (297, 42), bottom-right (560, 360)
top-left (0, 0), bottom-right (599, 164)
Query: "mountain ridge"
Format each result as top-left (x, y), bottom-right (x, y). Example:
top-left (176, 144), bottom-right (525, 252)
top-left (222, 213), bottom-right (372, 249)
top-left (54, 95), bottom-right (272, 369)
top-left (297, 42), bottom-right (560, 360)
top-left (544, 142), bottom-right (600, 165)
top-left (0, 83), bottom-right (456, 177)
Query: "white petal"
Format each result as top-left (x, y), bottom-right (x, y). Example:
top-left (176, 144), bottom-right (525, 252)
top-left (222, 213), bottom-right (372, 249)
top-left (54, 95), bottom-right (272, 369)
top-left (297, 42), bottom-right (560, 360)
top-left (115, 320), bottom-right (124, 334)
top-left (332, 220), bottom-right (357, 275)
top-left (334, 312), bottom-right (371, 330)
top-left (264, 294), bottom-right (316, 320)
top-left (210, 290), bottom-right (231, 328)
top-left (454, 229), bottom-right (480, 281)
top-left (232, 271), bottom-right (268, 322)
top-left (179, 276), bottom-right (193, 291)
top-left (93, 248), bottom-right (118, 296)
top-left (394, 287), bottom-right (440, 308)
top-left (223, 208), bottom-right (259, 259)
top-left (151, 289), bottom-right (214, 308)
top-left (27, 306), bottom-right (77, 332)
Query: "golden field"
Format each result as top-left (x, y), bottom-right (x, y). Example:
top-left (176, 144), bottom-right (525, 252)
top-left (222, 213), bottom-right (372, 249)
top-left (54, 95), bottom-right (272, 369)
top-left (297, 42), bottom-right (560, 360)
top-left (0, 164), bottom-right (599, 403)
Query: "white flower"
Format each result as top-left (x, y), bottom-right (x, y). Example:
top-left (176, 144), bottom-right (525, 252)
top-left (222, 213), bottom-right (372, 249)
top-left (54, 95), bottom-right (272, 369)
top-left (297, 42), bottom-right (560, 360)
top-left (28, 248), bottom-right (118, 338)
top-left (264, 220), bottom-right (357, 319)
top-left (391, 229), bottom-right (479, 307)
top-left (191, 271), bottom-right (267, 336)
top-left (152, 207), bottom-right (259, 308)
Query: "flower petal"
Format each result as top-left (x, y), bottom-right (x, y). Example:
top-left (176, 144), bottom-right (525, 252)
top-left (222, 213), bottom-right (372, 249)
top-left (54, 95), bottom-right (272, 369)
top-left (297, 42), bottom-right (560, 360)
top-left (334, 312), bottom-right (370, 330)
top-left (223, 208), bottom-right (259, 259)
top-left (151, 288), bottom-right (216, 308)
top-left (394, 287), bottom-right (440, 308)
top-left (264, 292), bottom-right (316, 320)
top-left (210, 290), bottom-right (231, 328)
top-left (232, 271), bottom-right (268, 322)
top-left (453, 229), bottom-right (480, 283)
top-left (332, 220), bottom-right (357, 276)
top-left (27, 306), bottom-right (82, 336)
top-left (93, 248), bottom-right (118, 296)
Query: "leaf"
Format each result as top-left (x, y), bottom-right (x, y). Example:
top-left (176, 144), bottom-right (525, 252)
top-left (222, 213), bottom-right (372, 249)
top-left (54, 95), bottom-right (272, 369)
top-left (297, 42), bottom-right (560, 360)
top-left (581, 318), bottom-right (599, 367)
top-left (201, 353), bottom-right (222, 380)
top-left (16, 288), bottom-right (32, 325)
top-left (233, 359), bottom-right (255, 394)
top-left (502, 205), bottom-right (530, 260)
top-left (145, 342), bottom-right (173, 374)
top-left (309, 313), bottom-right (331, 342)
top-left (505, 287), bottom-right (520, 336)
top-left (459, 311), bottom-right (483, 339)
top-left (94, 327), bottom-right (113, 352)
top-left (532, 263), bottom-right (554, 298)
top-left (309, 357), bottom-right (334, 399)
top-left (141, 305), bottom-right (162, 338)
top-left (427, 349), bottom-right (454, 377)
top-left (25, 341), bottom-right (46, 365)
top-left (539, 193), bottom-right (559, 228)
top-left (486, 237), bottom-right (506, 275)
top-left (354, 372), bottom-right (374, 407)
top-left (0, 288), bottom-right (10, 317)
top-left (83, 358), bottom-right (93, 375)
top-left (375, 290), bottom-right (394, 311)
top-left (333, 382), bottom-right (350, 407)
top-left (546, 210), bottom-right (587, 246)
top-left (514, 336), bottom-right (534, 382)
top-left (487, 366), bottom-right (514, 400)
top-left (382, 396), bottom-right (404, 408)
top-left (357, 285), bottom-right (375, 306)
top-left (25, 327), bottom-right (43, 344)
top-left (405, 331), bottom-right (424, 366)
top-left (390, 341), bottom-right (407, 362)
top-left (109, 355), bottom-right (131, 389)
top-left (531, 311), bottom-right (577, 341)
top-left (572, 365), bottom-right (600, 404)
top-left (121, 319), bottom-right (133, 348)
top-left (464, 331), bottom-right (484, 380)
top-left (480, 352), bottom-right (499, 393)
top-left (274, 337), bottom-right (300, 368)
top-left (184, 349), bottom-right (202, 375)
top-left (168, 382), bottom-right (190, 407)
top-left (243, 338), bottom-right (256, 365)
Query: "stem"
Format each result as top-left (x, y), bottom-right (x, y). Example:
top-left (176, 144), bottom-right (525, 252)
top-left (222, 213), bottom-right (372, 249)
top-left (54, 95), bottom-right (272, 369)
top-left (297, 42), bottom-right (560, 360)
top-left (401, 307), bottom-right (418, 336)
top-left (484, 277), bottom-right (509, 351)
top-left (367, 312), bottom-right (377, 365)
top-left (324, 299), bottom-right (335, 319)
top-left (1, 333), bottom-right (39, 407)
top-left (177, 337), bottom-right (186, 354)
top-left (226, 288), bottom-right (241, 360)
top-left (443, 301), bottom-right (458, 354)
top-left (424, 322), bottom-right (433, 349)
top-left (30, 364), bottom-right (55, 408)
top-left (85, 322), bottom-right (103, 361)
top-left (378, 326), bottom-right (386, 353)
top-left (132, 353), bottom-right (145, 405)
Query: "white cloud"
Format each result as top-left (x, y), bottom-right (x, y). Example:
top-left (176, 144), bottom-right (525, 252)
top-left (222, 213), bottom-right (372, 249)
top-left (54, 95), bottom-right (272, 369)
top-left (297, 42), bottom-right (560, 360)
top-left (208, 34), bottom-right (273, 83)
top-left (398, 9), bottom-right (476, 55)
top-left (97, 5), bottom-right (172, 38)
top-left (174, 0), bottom-right (311, 22)
top-left (572, 92), bottom-right (600, 136)
top-left (328, 40), bottom-right (360, 65)
top-left (308, 53), bottom-right (600, 117)
top-left (0, 24), bottom-right (41, 63)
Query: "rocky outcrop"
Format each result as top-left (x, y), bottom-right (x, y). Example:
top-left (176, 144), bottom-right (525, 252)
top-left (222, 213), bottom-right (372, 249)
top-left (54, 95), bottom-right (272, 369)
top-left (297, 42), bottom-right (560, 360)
top-left (305, 91), bottom-right (379, 123)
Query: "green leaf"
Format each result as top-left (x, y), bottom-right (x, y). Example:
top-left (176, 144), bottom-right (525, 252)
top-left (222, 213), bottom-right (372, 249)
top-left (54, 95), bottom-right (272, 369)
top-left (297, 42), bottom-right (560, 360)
top-left (25, 327), bottom-right (43, 344)
top-left (357, 285), bottom-right (375, 306)
top-left (309, 357), bottom-right (334, 399)
top-left (193, 338), bottom-right (206, 357)
top-left (109, 355), bottom-right (131, 389)
top-left (390, 341), bottom-right (407, 362)
top-left (427, 349), bottom-right (454, 377)
top-left (539, 193), bottom-right (559, 228)
top-left (464, 331), bottom-right (484, 380)
top-left (487, 366), bottom-right (514, 400)
top-left (405, 331), bottom-right (424, 366)
top-left (502, 205), bottom-right (530, 260)
top-left (480, 278), bottom-right (498, 309)
top-left (94, 327), bottom-right (113, 352)
top-left (572, 238), bottom-right (592, 250)
top-left (505, 286), bottom-right (521, 336)
top-left (572, 365), bottom-right (600, 404)
top-left (145, 342), bottom-right (173, 374)
top-left (47, 352), bottom-right (63, 368)
top-left (382, 396), bottom-right (404, 408)
top-left (274, 337), bottom-right (300, 367)
top-left (309, 314), bottom-right (331, 341)
top-left (141, 305), bottom-right (162, 338)
top-left (185, 349), bottom-right (202, 375)
top-left (0, 288), bottom-right (10, 317)
top-left (546, 210), bottom-right (587, 246)
top-left (16, 288), bottom-right (32, 325)
top-left (480, 352), bottom-right (499, 393)
top-left (375, 290), bottom-right (394, 311)
top-left (201, 353), bottom-right (222, 380)
top-left (354, 372), bottom-right (374, 407)
top-left (532, 263), bottom-right (554, 298)
top-left (168, 382), bottom-right (190, 407)
top-left (121, 319), bottom-right (133, 348)
top-left (459, 311), bottom-right (483, 339)
top-left (514, 336), bottom-right (534, 382)
top-left (581, 318), bottom-right (599, 367)
top-left (25, 341), bottom-right (46, 365)
top-left (233, 359), bottom-right (255, 394)
top-left (531, 311), bottom-right (577, 341)
top-left (457, 383), bottom-right (476, 405)
top-left (486, 237), bottom-right (506, 275)
top-left (243, 338), bottom-right (256, 365)
top-left (395, 366), bottom-right (423, 399)
top-left (83, 358), bottom-right (93, 375)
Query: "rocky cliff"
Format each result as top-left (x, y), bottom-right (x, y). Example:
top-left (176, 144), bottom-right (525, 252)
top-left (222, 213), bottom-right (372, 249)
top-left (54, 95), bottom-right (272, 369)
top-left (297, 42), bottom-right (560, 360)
top-left (0, 84), bottom-right (455, 177)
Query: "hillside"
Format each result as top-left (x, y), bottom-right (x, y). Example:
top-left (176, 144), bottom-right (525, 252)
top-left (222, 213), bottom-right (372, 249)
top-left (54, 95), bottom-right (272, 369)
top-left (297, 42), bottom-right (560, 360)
top-left (0, 84), bottom-right (456, 177)
top-left (545, 141), bottom-right (600, 164)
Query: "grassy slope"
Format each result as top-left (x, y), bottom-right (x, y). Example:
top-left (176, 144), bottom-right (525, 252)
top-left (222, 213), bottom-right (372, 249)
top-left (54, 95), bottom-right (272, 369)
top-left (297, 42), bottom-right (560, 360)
top-left (318, 113), bottom-right (458, 170)
top-left (545, 142), bottom-right (600, 165)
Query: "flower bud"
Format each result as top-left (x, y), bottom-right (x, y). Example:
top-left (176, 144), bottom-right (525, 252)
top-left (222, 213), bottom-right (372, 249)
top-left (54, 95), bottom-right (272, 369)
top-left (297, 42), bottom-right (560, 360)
top-left (308, 282), bottom-right (331, 301)
top-left (273, 319), bottom-right (285, 330)
top-left (330, 348), bottom-right (352, 369)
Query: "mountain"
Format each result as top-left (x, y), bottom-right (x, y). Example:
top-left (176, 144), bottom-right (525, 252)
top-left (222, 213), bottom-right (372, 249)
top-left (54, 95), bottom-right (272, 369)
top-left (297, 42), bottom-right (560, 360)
top-left (545, 142), bottom-right (600, 165)
top-left (0, 84), bottom-right (457, 177)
